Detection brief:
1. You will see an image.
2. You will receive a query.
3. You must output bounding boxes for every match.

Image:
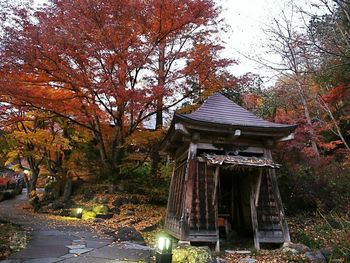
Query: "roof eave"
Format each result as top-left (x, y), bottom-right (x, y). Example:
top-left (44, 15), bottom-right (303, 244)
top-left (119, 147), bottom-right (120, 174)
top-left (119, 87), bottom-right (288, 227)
top-left (175, 113), bottom-right (297, 134)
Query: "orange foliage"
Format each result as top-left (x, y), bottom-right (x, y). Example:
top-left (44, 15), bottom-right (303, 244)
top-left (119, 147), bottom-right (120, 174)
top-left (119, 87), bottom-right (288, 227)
top-left (322, 85), bottom-right (346, 103)
top-left (0, 0), bottom-right (232, 171)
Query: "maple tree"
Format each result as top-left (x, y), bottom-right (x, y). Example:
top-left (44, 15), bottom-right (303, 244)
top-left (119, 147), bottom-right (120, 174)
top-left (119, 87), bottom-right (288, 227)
top-left (0, 0), bottom-right (234, 178)
top-left (0, 109), bottom-right (71, 194)
top-left (305, 0), bottom-right (350, 156)
top-left (140, 0), bottom-right (235, 175)
top-left (0, 0), bottom-right (153, 175)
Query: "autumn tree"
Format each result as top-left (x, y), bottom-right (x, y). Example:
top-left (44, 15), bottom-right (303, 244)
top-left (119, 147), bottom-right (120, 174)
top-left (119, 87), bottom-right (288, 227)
top-left (305, 0), bottom-right (350, 154)
top-left (0, 110), bottom-right (70, 195)
top-left (0, 0), bottom-right (157, 175)
top-left (261, 9), bottom-right (321, 160)
top-left (0, 0), bottom-right (235, 179)
top-left (257, 1), bottom-right (350, 163)
top-left (141, 0), bottom-right (235, 176)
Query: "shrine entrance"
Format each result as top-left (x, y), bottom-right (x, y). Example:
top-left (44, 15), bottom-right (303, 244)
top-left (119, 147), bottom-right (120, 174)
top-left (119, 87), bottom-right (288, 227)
top-left (218, 167), bottom-right (254, 240)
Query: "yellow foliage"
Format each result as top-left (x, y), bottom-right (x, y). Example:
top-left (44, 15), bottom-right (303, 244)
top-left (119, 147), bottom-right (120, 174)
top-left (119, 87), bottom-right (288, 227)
top-left (5, 150), bottom-right (21, 166)
top-left (3, 116), bottom-right (72, 171)
top-left (11, 129), bottom-right (70, 152)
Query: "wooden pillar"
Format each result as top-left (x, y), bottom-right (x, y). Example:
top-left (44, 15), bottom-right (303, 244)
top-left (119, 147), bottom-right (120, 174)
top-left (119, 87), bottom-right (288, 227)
top-left (250, 176), bottom-right (260, 250)
top-left (180, 142), bottom-right (197, 240)
top-left (204, 164), bottom-right (209, 230)
top-left (184, 160), bottom-right (195, 229)
top-left (195, 162), bottom-right (200, 230)
top-left (213, 165), bottom-right (220, 252)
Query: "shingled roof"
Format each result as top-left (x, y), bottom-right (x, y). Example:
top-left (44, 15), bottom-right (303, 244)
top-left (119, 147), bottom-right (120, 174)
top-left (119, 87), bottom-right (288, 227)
top-left (176, 92), bottom-right (296, 131)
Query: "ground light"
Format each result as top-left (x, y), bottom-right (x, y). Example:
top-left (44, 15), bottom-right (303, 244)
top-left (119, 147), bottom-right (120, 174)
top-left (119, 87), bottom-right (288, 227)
top-left (155, 236), bottom-right (172, 263)
top-left (76, 208), bottom-right (83, 219)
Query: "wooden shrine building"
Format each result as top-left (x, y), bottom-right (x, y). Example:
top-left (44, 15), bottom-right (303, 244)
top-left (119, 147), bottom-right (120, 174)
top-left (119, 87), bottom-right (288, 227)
top-left (161, 92), bottom-right (297, 250)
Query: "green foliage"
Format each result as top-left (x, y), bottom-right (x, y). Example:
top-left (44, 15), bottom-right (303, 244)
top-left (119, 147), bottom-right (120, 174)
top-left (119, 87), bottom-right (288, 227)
top-left (121, 162), bottom-right (151, 181)
top-left (92, 205), bottom-right (109, 214)
top-left (119, 162), bottom-right (171, 205)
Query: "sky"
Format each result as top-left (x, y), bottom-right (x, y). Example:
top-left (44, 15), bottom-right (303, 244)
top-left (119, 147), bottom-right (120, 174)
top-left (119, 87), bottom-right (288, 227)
top-left (219, 0), bottom-right (317, 85)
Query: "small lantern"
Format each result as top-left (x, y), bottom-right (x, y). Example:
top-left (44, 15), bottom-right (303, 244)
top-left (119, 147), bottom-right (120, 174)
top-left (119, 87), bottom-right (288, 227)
top-left (156, 236), bottom-right (172, 263)
top-left (76, 208), bottom-right (83, 219)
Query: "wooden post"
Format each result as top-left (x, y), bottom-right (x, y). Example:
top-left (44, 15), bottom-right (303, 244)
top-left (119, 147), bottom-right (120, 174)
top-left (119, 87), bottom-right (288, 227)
top-left (213, 165), bottom-right (220, 252)
top-left (180, 142), bottom-right (197, 240)
top-left (205, 163), bottom-right (209, 230)
top-left (185, 160), bottom-right (195, 229)
top-left (250, 181), bottom-right (260, 250)
top-left (195, 162), bottom-right (200, 230)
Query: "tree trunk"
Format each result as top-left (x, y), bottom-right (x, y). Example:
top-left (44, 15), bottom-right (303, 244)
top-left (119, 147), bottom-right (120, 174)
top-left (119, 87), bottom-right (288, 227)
top-left (151, 39), bottom-right (166, 178)
top-left (23, 175), bottom-right (30, 197)
top-left (92, 121), bottom-right (111, 171)
top-left (62, 176), bottom-right (72, 202)
top-left (27, 170), bottom-right (39, 196)
top-left (111, 104), bottom-right (126, 176)
top-left (25, 157), bottom-right (40, 196)
top-left (297, 82), bottom-right (320, 161)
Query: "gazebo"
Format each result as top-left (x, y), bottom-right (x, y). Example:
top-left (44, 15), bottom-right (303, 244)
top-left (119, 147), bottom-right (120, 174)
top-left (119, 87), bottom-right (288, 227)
top-left (161, 92), bottom-right (296, 250)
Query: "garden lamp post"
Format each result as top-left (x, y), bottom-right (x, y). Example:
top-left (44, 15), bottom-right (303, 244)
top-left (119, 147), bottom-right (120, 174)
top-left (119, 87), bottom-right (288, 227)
top-left (76, 208), bottom-right (83, 219)
top-left (155, 236), bottom-right (172, 263)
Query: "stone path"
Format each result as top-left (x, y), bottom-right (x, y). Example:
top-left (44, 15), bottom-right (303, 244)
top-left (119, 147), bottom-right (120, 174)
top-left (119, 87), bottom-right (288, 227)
top-left (0, 190), bottom-right (152, 263)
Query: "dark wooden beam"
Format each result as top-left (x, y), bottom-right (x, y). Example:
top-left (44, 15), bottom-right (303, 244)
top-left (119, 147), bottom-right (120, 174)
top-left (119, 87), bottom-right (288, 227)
top-left (250, 181), bottom-right (260, 250)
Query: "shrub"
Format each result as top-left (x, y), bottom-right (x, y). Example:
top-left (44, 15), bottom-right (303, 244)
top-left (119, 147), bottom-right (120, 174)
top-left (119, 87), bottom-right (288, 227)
top-left (119, 163), bottom-right (171, 205)
top-left (277, 161), bottom-right (350, 215)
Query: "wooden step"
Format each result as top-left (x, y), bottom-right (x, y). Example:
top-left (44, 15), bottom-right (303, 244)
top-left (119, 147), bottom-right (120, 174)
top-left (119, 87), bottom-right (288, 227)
top-left (259, 236), bottom-right (285, 243)
top-left (189, 230), bottom-right (218, 242)
top-left (259, 226), bottom-right (282, 231)
top-left (258, 230), bottom-right (283, 239)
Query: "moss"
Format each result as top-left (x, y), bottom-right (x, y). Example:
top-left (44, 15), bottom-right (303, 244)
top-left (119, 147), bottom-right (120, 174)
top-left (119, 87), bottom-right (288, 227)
top-left (92, 205), bottom-right (109, 214)
top-left (172, 245), bottom-right (212, 263)
top-left (81, 211), bottom-right (96, 220)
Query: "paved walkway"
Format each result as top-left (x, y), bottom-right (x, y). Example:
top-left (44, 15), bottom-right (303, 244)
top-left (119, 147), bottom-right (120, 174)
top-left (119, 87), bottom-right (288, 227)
top-left (0, 190), bottom-right (151, 263)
